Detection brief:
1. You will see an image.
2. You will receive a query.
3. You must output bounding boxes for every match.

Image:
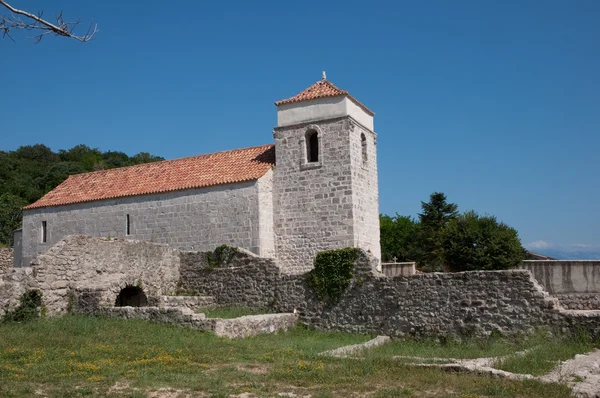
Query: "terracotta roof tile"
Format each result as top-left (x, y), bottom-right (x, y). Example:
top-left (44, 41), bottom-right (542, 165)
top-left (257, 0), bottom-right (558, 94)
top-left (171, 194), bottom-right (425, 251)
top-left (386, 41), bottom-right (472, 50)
top-left (25, 144), bottom-right (275, 210)
top-left (275, 79), bottom-right (374, 116)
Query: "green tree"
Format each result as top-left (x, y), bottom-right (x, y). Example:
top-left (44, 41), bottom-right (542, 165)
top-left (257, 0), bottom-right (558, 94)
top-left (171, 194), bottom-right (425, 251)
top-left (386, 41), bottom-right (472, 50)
top-left (0, 193), bottom-right (27, 246)
top-left (443, 211), bottom-right (526, 272)
top-left (380, 214), bottom-right (421, 262)
top-left (418, 192), bottom-right (458, 271)
top-left (37, 162), bottom-right (87, 192)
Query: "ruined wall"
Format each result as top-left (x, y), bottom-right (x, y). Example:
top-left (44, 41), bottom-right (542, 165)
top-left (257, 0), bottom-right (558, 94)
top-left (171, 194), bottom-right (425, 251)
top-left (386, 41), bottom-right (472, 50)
top-left (21, 180), bottom-right (266, 267)
top-left (180, 249), bottom-right (600, 338)
top-left (0, 248), bottom-right (13, 271)
top-left (520, 260), bottom-right (600, 310)
top-left (1, 236), bottom-right (180, 315)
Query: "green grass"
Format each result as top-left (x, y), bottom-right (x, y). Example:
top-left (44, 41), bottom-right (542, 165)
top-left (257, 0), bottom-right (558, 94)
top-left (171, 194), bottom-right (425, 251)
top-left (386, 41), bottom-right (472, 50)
top-left (200, 306), bottom-right (274, 319)
top-left (366, 334), bottom-right (527, 361)
top-left (0, 316), bottom-right (577, 397)
top-left (495, 330), bottom-right (598, 375)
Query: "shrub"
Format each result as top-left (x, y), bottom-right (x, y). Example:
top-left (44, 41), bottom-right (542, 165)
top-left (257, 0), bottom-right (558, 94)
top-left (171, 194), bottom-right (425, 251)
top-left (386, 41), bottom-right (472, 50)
top-left (205, 244), bottom-right (238, 270)
top-left (2, 290), bottom-right (43, 322)
top-left (443, 211), bottom-right (525, 272)
top-left (307, 247), bottom-right (360, 303)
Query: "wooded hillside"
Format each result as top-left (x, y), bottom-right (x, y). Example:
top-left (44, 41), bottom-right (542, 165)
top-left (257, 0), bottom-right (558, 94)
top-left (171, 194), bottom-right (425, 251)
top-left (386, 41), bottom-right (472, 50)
top-left (0, 144), bottom-right (163, 246)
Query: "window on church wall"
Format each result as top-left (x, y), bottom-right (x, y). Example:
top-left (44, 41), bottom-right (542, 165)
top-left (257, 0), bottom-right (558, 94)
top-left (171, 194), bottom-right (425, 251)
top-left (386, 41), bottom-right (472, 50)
top-left (126, 214), bottom-right (131, 236)
top-left (41, 221), bottom-right (47, 243)
top-left (361, 133), bottom-right (368, 163)
top-left (306, 130), bottom-right (319, 163)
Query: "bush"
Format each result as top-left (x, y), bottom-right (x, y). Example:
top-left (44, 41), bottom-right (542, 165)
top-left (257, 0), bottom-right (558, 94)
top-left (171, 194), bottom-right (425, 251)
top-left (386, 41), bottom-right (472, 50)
top-left (443, 211), bottom-right (525, 272)
top-left (307, 247), bottom-right (360, 303)
top-left (2, 290), bottom-right (43, 322)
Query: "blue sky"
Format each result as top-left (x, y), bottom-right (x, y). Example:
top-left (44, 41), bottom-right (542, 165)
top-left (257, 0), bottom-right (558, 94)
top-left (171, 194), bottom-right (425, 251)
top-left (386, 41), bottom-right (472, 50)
top-left (2, 0), bottom-right (599, 252)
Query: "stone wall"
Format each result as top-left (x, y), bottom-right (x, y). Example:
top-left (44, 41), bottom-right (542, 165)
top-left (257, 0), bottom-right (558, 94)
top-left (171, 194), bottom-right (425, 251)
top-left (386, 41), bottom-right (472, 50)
top-left (21, 178), bottom-right (270, 266)
top-left (180, 250), bottom-right (600, 338)
top-left (0, 248), bottom-right (13, 272)
top-left (1, 235), bottom-right (180, 315)
top-left (520, 261), bottom-right (600, 294)
top-left (273, 116), bottom-right (381, 274)
top-left (520, 260), bottom-right (600, 310)
top-left (381, 262), bottom-right (416, 277)
top-left (4, 237), bottom-right (600, 339)
top-left (348, 119), bottom-right (381, 262)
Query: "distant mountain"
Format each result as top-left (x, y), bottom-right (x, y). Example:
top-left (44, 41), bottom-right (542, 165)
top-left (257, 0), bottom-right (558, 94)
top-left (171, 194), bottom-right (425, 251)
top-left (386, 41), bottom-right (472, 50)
top-left (534, 249), bottom-right (600, 260)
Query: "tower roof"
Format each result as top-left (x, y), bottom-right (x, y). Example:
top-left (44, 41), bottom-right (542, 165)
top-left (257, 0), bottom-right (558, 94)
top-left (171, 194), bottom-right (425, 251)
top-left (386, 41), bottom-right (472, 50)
top-left (275, 79), bottom-right (374, 116)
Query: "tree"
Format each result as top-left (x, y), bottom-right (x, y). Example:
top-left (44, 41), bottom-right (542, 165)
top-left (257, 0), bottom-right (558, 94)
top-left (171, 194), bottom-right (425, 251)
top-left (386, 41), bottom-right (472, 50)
top-left (0, 0), bottom-right (97, 43)
top-left (0, 193), bottom-right (27, 246)
top-left (0, 143), bottom-right (163, 247)
top-left (380, 214), bottom-right (421, 262)
top-left (443, 211), bottom-right (526, 272)
top-left (418, 192), bottom-right (458, 271)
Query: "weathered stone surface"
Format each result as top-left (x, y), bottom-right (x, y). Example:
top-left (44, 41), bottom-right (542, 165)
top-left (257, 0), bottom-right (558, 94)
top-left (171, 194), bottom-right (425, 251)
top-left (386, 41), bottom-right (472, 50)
top-left (212, 313), bottom-right (299, 338)
top-left (272, 116), bottom-right (380, 274)
top-left (319, 335), bottom-right (390, 357)
top-left (556, 293), bottom-right (600, 310)
top-left (520, 260), bottom-right (600, 294)
top-left (97, 306), bottom-right (298, 338)
top-left (148, 295), bottom-right (216, 310)
top-left (0, 248), bottom-right (12, 270)
top-left (1, 235), bottom-right (180, 315)
top-left (3, 236), bottom-right (600, 340)
top-left (181, 249), bottom-right (600, 338)
top-left (21, 177), bottom-right (274, 266)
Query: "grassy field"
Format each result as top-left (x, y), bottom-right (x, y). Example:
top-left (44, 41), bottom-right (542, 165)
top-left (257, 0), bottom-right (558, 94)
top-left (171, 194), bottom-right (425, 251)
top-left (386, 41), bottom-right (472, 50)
top-left (0, 316), bottom-right (582, 397)
top-left (200, 306), bottom-right (274, 319)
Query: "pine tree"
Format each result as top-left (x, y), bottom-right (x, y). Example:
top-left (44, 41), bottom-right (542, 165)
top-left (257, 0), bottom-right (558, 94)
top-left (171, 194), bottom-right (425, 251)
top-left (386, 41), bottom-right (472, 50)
top-left (418, 192), bottom-right (458, 271)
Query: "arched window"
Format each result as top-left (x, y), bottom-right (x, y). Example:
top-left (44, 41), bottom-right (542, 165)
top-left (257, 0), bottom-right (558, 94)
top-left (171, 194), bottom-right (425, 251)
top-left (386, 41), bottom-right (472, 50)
top-left (306, 130), bottom-right (319, 163)
top-left (361, 133), bottom-right (368, 162)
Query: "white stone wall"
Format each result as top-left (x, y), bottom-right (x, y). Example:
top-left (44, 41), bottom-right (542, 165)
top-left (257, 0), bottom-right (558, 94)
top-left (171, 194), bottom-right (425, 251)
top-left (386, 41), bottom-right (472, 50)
top-left (22, 181), bottom-right (265, 266)
top-left (257, 169), bottom-right (275, 258)
top-left (273, 116), bottom-right (380, 274)
top-left (349, 120), bottom-right (381, 262)
top-left (277, 97), bottom-right (374, 131)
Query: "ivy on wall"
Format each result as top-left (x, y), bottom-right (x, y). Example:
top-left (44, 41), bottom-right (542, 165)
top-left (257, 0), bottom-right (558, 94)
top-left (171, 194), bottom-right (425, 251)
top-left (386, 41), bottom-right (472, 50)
top-left (205, 244), bottom-right (239, 270)
top-left (307, 247), bottom-right (360, 303)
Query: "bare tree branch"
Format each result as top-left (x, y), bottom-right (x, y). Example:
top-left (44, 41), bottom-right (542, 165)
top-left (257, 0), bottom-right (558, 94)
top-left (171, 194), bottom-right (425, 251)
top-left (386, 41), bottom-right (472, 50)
top-left (0, 0), bottom-right (97, 43)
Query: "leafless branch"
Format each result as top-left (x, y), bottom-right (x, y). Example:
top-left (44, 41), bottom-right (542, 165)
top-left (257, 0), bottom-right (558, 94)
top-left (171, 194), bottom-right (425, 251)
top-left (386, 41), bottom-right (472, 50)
top-left (0, 0), bottom-right (97, 43)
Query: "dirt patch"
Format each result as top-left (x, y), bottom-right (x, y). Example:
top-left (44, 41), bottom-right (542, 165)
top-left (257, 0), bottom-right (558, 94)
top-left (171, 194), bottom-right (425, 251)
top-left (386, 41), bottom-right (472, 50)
top-left (236, 363), bottom-right (270, 375)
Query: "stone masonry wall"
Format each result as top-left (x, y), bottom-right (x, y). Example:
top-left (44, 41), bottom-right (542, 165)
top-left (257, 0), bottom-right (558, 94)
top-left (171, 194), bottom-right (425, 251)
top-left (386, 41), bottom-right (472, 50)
top-left (520, 260), bottom-right (600, 294)
top-left (520, 260), bottom-right (600, 310)
top-left (348, 119), bottom-right (381, 262)
top-left (181, 250), bottom-right (600, 338)
top-left (273, 116), bottom-right (358, 274)
top-left (1, 235), bottom-right (180, 315)
top-left (21, 180), bottom-right (267, 266)
top-left (4, 237), bottom-right (600, 338)
top-left (0, 248), bottom-right (13, 274)
top-left (257, 168), bottom-right (275, 258)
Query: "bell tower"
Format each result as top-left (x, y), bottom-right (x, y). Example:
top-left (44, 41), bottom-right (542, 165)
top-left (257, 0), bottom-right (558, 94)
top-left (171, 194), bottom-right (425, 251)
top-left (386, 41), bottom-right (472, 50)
top-left (272, 74), bottom-right (380, 274)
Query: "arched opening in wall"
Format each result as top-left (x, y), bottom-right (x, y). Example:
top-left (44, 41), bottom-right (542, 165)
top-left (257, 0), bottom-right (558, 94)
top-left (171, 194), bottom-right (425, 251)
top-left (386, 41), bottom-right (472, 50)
top-left (115, 285), bottom-right (148, 307)
top-left (361, 133), bottom-right (368, 163)
top-left (306, 130), bottom-right (319, 163)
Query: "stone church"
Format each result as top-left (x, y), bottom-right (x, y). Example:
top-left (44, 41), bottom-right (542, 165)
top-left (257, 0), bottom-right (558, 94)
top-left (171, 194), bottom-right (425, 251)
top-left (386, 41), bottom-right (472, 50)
top-left (21, 76), bottom-right (380, 274)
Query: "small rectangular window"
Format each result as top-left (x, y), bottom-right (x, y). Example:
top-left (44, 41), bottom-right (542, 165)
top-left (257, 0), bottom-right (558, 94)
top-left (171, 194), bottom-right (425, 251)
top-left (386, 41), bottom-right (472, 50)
top-left (126, 214), bottom-right (131, 236)
top-left (41, 221), bottom-right (47, 243)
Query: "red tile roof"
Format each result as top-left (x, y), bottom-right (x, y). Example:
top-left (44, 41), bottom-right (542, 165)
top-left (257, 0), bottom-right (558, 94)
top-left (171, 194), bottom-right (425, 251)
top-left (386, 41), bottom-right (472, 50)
top-left (275, 79), bottom-right (374, 116)
top-left (25, 144), bottom-right (275, 210)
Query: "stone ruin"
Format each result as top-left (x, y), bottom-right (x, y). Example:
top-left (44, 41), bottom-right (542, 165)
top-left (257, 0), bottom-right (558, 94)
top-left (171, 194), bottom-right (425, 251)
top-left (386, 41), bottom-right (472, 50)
top-left (1, 235), bottom-right (600, 339)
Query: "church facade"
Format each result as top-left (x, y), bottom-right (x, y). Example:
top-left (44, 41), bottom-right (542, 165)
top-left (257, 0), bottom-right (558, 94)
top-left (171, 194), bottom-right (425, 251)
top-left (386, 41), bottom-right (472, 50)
top-left (21, 77), bottom-right (380, 274)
